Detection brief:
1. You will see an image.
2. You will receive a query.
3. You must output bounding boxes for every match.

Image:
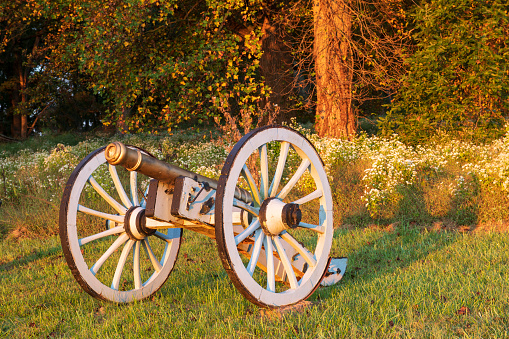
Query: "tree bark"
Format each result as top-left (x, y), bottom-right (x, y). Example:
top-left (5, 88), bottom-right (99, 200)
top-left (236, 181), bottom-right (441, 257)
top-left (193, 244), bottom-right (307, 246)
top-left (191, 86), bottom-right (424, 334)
top-left (259, 16), bottom-right (294, 123)
top-left (313, 0), bottom-right (356, 139)
top-left (11, 114), bottom-right (21, 139)
top-left (19, 62), bottom-right (28, 139)
top-left (10, 58), bottom-right (28, 139)
top-left (10, 57), bottom-right (22, 139)
top-left (9, 36), bottom-right (40, 139)
top-left (226, 15), bottom-right (295, 124)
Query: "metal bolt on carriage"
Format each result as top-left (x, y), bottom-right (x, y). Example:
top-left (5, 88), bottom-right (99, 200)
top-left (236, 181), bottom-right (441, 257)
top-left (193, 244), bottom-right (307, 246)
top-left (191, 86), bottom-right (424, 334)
top-left (59, 125), bottom-right (347, 308)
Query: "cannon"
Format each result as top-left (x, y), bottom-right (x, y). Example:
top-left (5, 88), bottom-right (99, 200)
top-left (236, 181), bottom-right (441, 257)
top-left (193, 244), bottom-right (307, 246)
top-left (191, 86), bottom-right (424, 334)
top-left (59, 125), bottom-right (347, 308)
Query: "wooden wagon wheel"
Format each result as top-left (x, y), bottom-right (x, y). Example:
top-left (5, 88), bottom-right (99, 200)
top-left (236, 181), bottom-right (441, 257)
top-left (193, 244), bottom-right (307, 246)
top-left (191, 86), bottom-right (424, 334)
top-left (216, 126), bottom-right (333, 308)
top-left (59, 146), bottom-right (182, 302)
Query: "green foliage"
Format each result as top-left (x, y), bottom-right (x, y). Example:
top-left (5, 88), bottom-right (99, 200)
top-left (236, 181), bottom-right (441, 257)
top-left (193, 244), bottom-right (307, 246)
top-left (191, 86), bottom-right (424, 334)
top-left (381, 0), bottom-right (509, 144)
top-left (44, 0), bottom-right (269, 133)
top-left (0, 0), bottom-right (419, 138)
top-left (0, 0), bottom-right (107, 136)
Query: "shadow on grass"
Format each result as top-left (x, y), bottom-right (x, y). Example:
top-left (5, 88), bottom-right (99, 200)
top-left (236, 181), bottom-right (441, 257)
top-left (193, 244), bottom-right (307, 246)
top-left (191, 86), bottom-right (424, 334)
top-left (138, 185), bottom-right (464, 308)
top-left (316, 221), bottom-right (461, 306)
top-left (0, 245), bottom-right (62, 272)
top-left (142, 219), bottom-right (460, 310)
top-left (323, 175), bottom-right (465, 298)
top-left (319, 170), bottom-right (472, 301)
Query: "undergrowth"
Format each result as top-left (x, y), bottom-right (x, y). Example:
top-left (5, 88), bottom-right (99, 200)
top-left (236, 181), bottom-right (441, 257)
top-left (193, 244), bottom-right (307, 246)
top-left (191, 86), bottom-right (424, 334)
top-left (3, 125), bottom-right (509, 237)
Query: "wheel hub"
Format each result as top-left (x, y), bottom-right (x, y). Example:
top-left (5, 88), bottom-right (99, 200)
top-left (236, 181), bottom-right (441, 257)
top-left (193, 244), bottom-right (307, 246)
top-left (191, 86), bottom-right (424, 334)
top-left (124, 206), bottom-right (155, 240)
top-left (258, 197), bottom-right (302, 236)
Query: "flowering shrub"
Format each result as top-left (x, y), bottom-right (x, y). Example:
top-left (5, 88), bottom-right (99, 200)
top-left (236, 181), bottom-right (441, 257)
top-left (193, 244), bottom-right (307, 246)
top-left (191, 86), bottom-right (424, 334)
top-left (462, 137), bottom-right (509, 192)
top-left (4, 126), bottom-right (509, 232)
top-left (296, 126), bottom-right (509, 219)
top-left (358, 137), bottom-right (417, 218)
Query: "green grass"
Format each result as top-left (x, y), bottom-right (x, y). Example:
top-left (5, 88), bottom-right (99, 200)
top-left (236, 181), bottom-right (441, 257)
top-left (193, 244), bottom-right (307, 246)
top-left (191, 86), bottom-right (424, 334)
top-left (0, 132), bottom-right (87, 156)
top-left (2, 129), bottom-right (509, 337)
top-left (1, 226), bottom-right (508, 338)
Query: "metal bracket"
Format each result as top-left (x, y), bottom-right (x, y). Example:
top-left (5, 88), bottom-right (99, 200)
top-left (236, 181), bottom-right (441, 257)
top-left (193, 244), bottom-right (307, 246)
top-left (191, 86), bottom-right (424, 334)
top-left (171, 176), bottom-right (216, 225)
top-left (320, 257), bottom-right (348, 287)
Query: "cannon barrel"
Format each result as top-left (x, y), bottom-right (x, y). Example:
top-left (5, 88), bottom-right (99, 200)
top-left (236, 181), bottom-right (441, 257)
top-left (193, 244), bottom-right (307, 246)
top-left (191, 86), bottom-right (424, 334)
top-left (105, 142), bottom-right (252, 203)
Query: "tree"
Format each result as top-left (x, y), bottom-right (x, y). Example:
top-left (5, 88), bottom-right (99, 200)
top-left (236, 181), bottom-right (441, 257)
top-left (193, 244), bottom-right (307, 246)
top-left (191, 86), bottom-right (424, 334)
top-left (219, 0), bottom-right (414, 138)
top-left (0, 0), bottom-right (102, 138)
top-left (224, 0), bottom-right (413, 138)
top-left (0, 0), bottom-right (44, 139)
top-left (381, 0), bottom-right (509, 143)
top-left (313, 0), bottom-right (355, 138)
top-left (1, 0), bottom-right (415, 138)
top-left (311, 0), bottom-right (413, 139)
top-left (41, 0), bottom-right (270, 133)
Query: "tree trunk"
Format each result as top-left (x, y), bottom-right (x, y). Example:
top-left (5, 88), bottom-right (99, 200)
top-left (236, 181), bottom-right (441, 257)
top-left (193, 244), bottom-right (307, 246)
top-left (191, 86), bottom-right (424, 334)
top-left (259, 16), bottom-right (294, 123)
top-left (10, 48), bottom-right (34, 139)
top-left (116, 107), bottom-right (132, 133)
top-left (11, 114), bottom-right (21, 138)
top-left (10, 112), bottom-right (27, 139)
top-left (9, 36), bottom-right (40, 139)
top-left (19, 67), bottom-right (28, 139)
top-left (10, 58), bottom-right (22, 139)
top-left (313, 0), bottom-right (356, 139)
top-left (226, 16), bottom-right (295, 125)
top-left (11, 67), bottom-right (28, 139)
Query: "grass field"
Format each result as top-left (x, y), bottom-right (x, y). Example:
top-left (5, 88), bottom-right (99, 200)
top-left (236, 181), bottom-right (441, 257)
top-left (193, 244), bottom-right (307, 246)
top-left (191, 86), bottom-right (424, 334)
top-left (1, 127), bottom-right (509, 338)
top-left (2, 225), bottom-right (508, 338)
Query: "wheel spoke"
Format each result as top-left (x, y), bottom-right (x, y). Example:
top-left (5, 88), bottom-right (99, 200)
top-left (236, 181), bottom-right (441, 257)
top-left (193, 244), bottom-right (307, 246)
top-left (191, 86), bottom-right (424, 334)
top-left (242, 164), bottom-right (261, 206)
top-left (159, 238), bottom-right (172, 264)
top-left (90, 233), bottom-right (129, 275)
top-left (247, 230), bottom-right (264, 276)
top-left (233, 198), bottom-right (259, 217)
top-left (273, 236), bottom-right (299, 289)
top-left (154, 231), bottom-right (176, 243)
top-left (130, 171), bottom-right (140, 206)
top-left (277, 158), bottom-right (311, 200)
top-left (298, 222), bottom-right (325, 234)
top-left (111, 239), bottom-right (135, 290)
top-left (292, 189), bottom-right (323, 205)
top-left (88, 176), bottom-right (127, 214)
top-left (109, 164), bottom-right (133, 208)
top-left (269, 141), bottom-right (290, 197)
top-left (133, 241), bottom-right (142, 289)
top-left (264, 236), bottom-right (276, 292)
top-left (78, 204), bottom-right (124, 224)
top-left (79, 226), bottom-right (124, 246)
top-left (259, 144), bottom-right (269, 199)
top-left (142, 239), bottom-right (162, 272)
top-left (280, 231), bottom-right (317, 268)
top-left (235, 219), bottom-right (261, 245)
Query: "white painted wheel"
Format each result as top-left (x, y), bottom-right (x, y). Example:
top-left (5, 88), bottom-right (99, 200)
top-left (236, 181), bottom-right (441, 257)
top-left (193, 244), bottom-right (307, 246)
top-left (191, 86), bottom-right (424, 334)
top-left (60, 146), bottom-right (182, 302)
top-left (216, 126), bottom-right (333, 308)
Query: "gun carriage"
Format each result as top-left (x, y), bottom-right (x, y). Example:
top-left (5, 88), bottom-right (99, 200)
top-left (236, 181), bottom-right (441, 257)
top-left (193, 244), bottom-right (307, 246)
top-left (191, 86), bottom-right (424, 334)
top-left (59, 125), bottom-right (346, 308)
